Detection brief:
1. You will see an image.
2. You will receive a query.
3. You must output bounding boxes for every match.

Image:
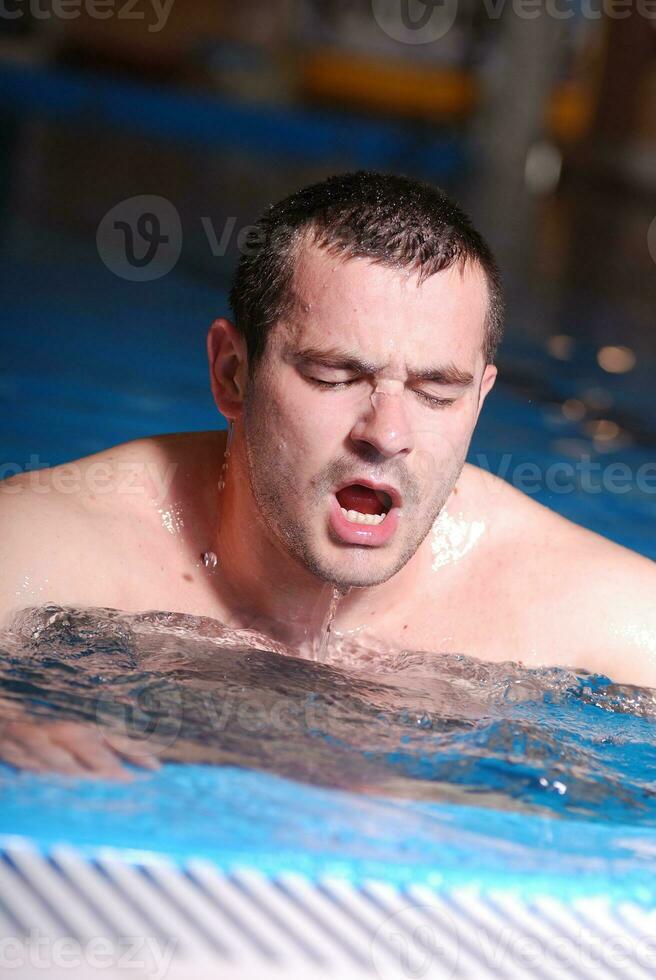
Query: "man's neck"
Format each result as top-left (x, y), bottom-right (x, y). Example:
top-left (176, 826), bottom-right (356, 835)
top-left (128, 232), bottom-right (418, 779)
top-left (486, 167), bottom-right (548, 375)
top-left (209, 453), bottom-right (428, 652)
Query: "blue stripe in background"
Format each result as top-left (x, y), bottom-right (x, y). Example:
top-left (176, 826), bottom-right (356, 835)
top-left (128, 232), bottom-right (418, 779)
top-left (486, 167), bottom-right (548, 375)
top-left (0, 61), bottom-right (467, 176)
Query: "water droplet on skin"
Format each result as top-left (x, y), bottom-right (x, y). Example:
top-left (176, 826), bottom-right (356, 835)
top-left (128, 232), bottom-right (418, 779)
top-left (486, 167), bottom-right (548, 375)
top-left (158, 503), bottom-right (184, 535)
top-left (314, 586), bottom-right (346, 660)
top-left (430, 509), bottom-right (486, 570)
top-left (217, 422), bottom-right (233, 492)
top-left (201, 551), bottom-right (218, 570)
top-left (331, 623), bottom-right (368, 639)
top-left (203, 424), bottom-right (234, 568)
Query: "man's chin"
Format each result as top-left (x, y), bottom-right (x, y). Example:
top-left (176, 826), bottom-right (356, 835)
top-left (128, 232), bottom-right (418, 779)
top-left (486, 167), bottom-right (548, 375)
top-left (307, 544), bottom-right (407, 590)
top-left (331, 569), bottom-right (398, 589)
top-left (281, 515), bottom-right (414, 589)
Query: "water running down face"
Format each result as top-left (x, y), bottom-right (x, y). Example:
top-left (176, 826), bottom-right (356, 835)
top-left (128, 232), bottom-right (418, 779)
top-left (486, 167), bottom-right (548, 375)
top-left (238, 244), bottom-right (497, 590)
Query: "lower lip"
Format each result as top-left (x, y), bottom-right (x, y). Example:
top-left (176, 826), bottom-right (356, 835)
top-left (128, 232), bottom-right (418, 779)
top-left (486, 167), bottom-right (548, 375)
top-left (328, 493), bottom-right (400, 546)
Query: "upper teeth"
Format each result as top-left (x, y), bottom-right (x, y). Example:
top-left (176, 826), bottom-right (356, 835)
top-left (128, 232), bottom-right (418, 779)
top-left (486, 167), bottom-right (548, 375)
top-left (340, 507), bottom-right (386, 526)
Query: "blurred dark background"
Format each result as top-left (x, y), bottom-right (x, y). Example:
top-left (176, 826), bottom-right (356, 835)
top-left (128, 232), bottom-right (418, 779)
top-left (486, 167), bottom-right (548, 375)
top-left (0, 0), bottom-right (655, 477)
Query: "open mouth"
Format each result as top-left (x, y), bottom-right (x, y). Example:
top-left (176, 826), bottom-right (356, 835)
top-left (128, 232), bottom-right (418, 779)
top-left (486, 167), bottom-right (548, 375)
top-left (334, 484), bottom-right (394, 527)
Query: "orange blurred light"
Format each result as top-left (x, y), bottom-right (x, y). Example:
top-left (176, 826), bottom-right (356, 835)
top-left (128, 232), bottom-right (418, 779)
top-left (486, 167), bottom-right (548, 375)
top-left (597, 346), bottom-right (636, 373)
top-left (547, 335), bottom-right (575, 360)
top-left (561, 398), bottom-right (586, 421)
top-left (583, 419), bottom-right (621, 441)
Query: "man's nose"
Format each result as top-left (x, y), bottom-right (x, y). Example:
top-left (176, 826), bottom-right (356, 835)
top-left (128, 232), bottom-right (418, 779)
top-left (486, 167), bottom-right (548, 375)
top-left (349, 386), bottom-right (415, 459)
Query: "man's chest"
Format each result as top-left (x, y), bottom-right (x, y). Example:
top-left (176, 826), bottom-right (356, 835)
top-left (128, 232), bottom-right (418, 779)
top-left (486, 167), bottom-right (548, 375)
top-left (110, 525), bottom-right (563, 671)
top-left (358, 571), bottom-right (558, 670)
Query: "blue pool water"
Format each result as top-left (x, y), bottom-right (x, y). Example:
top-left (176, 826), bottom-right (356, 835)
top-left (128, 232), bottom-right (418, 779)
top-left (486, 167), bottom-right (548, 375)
top-left (1, 228), bottom-right (656, 905)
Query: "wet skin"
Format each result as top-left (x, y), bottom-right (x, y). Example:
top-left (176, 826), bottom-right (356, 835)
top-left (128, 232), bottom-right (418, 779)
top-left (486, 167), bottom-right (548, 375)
top-left (1, 246), bottom-right (655, 689)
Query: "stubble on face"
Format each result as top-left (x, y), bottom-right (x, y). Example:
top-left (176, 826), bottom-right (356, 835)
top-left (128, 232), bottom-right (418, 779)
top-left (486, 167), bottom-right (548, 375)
top-left (241, 364), bottom-right (469, 590)
top-left (236, 244), bottom-right (488, 591)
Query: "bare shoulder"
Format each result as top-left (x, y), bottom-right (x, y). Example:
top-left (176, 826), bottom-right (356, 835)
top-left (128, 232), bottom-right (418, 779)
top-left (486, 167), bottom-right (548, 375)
top-left (465, 461), bottom-right (652, 569)
top-left (463, 464), bottom-right (656, 684)
top-left (0, 437), bottom-right (148, 626)
top-left (0, 431), bottom-right (222, 628)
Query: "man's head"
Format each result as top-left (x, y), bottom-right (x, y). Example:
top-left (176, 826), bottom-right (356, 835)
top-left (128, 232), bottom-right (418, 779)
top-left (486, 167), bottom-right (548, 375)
top-left (209, 170), bottom-right (503, 589)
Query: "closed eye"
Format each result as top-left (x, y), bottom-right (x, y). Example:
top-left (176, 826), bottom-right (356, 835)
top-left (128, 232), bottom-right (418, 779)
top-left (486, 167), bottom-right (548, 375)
top-left (413, 391), bottom-right (456, 408)
top-left (306, 377), bottom-right (455, 408)
top-left (307, 377), bottom-right (358, 389)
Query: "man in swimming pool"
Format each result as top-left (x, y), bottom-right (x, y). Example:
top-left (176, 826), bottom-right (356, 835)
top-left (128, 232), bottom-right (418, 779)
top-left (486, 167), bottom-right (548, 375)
top-left (1, 171), bottom-right (655, 776)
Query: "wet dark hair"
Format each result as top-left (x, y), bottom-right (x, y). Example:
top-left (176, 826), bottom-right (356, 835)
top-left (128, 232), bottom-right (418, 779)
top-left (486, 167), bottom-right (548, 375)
top-left (229, 170), bottom-right (504, 376)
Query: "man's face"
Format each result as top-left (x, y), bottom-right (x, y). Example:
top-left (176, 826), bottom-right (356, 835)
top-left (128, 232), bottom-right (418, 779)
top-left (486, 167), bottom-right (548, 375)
top-left (241, 242), bottom-right (496, 588)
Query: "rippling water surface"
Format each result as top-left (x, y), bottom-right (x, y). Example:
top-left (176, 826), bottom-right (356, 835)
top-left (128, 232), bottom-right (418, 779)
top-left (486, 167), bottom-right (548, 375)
top-left (2, 604), bottom-right (656, 827)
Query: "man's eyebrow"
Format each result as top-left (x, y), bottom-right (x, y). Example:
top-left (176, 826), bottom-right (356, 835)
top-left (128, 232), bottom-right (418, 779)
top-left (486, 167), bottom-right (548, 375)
top-left (291, 345), bottom-right (475, 387)
top-left (291, 345), bottom-right (377, 373)
top-left (410, 364), bottom-right (475, 386)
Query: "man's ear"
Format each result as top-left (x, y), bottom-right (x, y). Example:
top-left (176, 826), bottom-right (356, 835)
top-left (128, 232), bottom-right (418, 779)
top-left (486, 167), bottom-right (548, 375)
top-left (475, 363), bottom-right (497, 424)
top-left (207, 317), bottom-right (249, 419)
